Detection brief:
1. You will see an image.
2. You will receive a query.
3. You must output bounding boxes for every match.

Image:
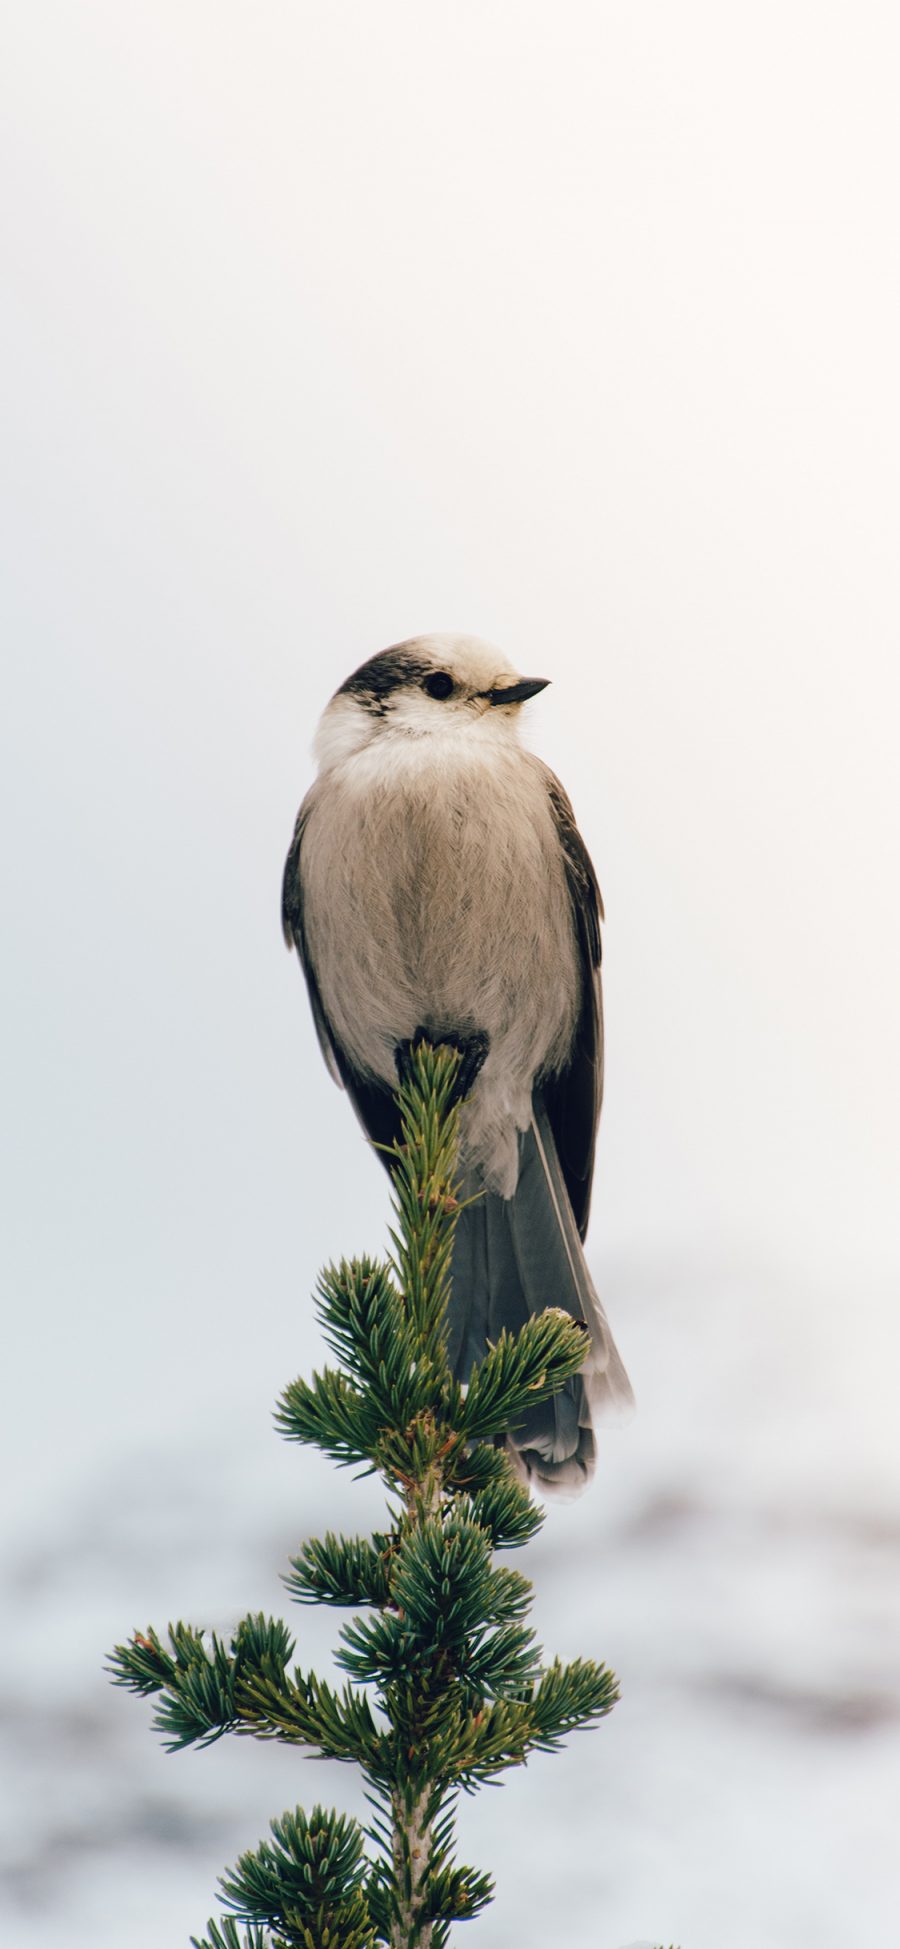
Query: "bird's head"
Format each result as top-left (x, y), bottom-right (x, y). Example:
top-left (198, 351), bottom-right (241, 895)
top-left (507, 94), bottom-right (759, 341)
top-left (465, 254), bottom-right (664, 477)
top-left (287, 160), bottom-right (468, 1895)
top-left (313, 634), bottom-right (550, 771)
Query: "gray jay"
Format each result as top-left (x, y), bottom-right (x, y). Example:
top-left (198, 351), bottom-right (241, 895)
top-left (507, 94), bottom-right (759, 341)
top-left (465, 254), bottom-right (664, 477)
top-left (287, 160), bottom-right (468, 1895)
top-left (282, 633), bottom-right (633, 1493)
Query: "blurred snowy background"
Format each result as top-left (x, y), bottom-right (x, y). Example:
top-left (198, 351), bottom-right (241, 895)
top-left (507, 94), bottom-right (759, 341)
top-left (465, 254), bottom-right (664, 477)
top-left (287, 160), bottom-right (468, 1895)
top-left (2, 5), bottom-right (898, 1946)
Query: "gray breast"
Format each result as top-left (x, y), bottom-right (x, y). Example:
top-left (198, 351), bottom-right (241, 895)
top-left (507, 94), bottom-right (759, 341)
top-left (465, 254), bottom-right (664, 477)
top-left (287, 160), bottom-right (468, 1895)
top-left (301, 747), bottom-right (580, 1107)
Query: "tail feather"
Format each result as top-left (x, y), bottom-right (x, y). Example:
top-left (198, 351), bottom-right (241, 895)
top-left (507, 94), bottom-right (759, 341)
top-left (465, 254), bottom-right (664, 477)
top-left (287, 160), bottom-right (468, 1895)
top-left (448, 1096), bottom-right (633, 1497)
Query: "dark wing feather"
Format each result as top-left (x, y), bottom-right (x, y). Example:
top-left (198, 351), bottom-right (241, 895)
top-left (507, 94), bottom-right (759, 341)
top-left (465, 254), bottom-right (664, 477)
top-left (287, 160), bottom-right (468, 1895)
top-left (534, 764), bottom-right (604, 1241)
top-left (282, 796), bottom-right (403, 1160)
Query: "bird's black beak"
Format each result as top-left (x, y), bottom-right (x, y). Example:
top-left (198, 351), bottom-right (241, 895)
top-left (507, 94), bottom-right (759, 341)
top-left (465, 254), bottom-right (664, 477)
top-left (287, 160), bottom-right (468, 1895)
top-left (485, 677), bottom-right (551, 706)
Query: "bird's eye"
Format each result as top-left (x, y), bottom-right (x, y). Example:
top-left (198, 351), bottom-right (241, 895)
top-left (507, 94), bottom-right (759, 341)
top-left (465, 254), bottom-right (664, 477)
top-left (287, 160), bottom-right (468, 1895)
top-left (423, 671), bottom-right (454, 701)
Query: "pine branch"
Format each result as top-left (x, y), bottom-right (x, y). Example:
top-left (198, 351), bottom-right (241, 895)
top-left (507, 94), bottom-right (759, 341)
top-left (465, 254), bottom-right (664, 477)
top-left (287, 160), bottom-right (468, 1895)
top-left (219, 1806), bottom-right (377, 1949)
top-left (238, 1667), bottom-right (388, 1776)
top-left (526, 1655), bottom-right (620, 1749)
top-left (274, 1367), bottom-right (375, 1469)
top-left (456, 1310), bottom-right (591, 1441)
top-left (283, 1531), bottom-right (393, 1608)
top-left (108, 1616), bottom-right (295, 1751)
top-left (452, 1475), bottom-right (544, 1551)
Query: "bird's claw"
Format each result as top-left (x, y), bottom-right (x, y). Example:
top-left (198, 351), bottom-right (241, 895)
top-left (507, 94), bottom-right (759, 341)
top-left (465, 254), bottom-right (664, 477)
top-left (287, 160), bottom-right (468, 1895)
top-left (395, 1027), bottom-right (490, 1103)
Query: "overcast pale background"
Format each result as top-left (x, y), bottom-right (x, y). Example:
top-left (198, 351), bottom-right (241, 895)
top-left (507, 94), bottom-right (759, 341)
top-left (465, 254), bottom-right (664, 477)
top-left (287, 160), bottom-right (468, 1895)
top-left (2, 6), bottom-right (898, 1947)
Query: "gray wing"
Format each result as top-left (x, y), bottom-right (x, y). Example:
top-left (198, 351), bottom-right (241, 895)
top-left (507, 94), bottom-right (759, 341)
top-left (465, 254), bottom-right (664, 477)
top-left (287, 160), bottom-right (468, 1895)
top-left (282, 795), bottom-right (404, 1155)
top-left (532, 763), bottom-right (604, 1241)
top-left (282, 792), bottom-right (343, 1087)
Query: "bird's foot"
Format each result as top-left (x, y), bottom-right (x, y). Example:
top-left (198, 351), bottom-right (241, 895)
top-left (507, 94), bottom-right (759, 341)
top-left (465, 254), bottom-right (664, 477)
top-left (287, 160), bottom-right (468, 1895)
top-left (395, 1027), bottom-right (490, 1104)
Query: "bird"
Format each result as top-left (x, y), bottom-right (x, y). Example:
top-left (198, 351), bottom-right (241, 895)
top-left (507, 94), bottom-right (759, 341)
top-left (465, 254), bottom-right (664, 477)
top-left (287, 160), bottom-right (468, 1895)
top-left (282, 633), bottom-right (633, 1493)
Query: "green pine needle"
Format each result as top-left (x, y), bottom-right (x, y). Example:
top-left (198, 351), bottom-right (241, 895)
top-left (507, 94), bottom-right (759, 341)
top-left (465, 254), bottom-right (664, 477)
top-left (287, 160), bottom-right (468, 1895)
top-left (190, 1918), bottom-right (274, 1949)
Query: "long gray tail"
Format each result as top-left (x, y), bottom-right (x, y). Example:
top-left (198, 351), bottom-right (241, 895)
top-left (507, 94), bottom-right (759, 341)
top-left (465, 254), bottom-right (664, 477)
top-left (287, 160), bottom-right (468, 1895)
top-left (447, 1098), bottom-right (634, 1496)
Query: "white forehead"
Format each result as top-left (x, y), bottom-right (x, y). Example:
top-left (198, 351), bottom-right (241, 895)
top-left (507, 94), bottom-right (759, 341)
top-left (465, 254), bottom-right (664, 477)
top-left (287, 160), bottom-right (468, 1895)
top-left (400, 632), bottom-right (518, 689)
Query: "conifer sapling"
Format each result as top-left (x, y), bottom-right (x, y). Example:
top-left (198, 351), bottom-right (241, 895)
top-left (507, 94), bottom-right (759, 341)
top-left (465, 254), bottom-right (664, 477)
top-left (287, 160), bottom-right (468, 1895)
top-left (110, 1043), bottom-right (620, 1947)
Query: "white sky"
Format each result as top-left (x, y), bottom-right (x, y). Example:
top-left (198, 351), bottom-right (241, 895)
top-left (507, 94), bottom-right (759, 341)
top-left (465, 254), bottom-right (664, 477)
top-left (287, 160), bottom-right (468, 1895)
top-left (2, 3), bottom-right (898, 1511)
